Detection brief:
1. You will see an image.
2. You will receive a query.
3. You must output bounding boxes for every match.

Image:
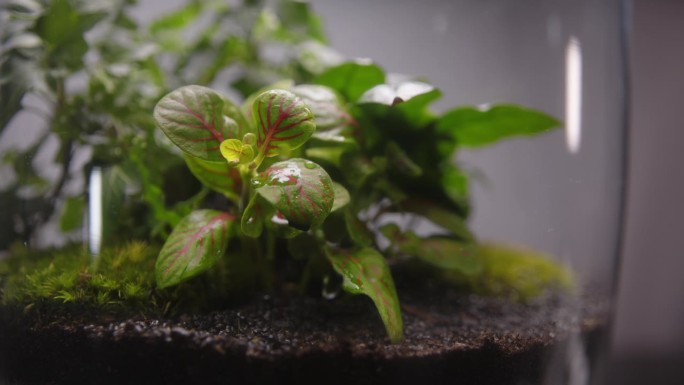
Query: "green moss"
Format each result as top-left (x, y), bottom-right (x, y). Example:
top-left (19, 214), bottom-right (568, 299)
top-left (0, 241), bottom-right (259, 316)
top-left (445, 243), bottom-right (575, 301)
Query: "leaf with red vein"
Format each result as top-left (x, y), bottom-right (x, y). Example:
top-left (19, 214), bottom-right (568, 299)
top-left (156, 210), bottom-right (234, 288)
top-left (256, 158), bottom-right (333, 231)
top-left (253, 89), bottom-right (315, 158)
top-left (184, 155), bottom-right (241, 202)
top-left (154, 85), bottom-right (250, 161)
top-left (327, 248), bottom-right (403, 343)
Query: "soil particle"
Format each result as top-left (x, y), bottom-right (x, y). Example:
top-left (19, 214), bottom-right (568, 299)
top-left (0, 284), bottom-right (610, 385)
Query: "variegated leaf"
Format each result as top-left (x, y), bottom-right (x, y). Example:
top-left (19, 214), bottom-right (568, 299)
top-left (156, 210), bottom-right (234, 288)
top-left (154, 85), bottom-right (250, 161)
top-left (253, 89), bottom-right (315, 159)
top-left (184, 155), bottom-right (241, 202)
top-left (327, 248), bottom-right (403, 343)
top-left (256, 158), bottom-right (333, 231)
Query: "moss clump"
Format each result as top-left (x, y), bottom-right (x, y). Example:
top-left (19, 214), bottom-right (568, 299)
top-left (444, 243), bottom-right (575, 301)
top-left (0, 241), bottom-right (258, 316)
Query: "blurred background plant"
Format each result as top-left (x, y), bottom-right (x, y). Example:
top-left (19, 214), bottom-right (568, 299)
top-left (0, 0), bottom-right (337, 249)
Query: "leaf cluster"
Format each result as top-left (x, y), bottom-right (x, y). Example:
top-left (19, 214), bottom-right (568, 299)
top-left (150, 60), bottom-right (565, 343)
top-left (0, 0), bottom-right (334, 246)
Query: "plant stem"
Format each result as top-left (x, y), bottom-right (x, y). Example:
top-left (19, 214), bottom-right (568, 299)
top-left (238, 165), bottom-right (254, 213)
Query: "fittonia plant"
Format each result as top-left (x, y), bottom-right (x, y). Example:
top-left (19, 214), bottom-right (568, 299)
top-left (152, 62), bottom-right (562, 343)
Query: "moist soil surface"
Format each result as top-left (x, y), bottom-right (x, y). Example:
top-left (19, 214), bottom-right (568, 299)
top-left (0, 279), bottom-right (609, 385)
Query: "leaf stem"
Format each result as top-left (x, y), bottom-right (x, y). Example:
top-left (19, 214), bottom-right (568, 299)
top-left (238, 164), bottom-right (254, 213)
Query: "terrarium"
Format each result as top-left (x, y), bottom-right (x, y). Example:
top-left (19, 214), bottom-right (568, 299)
top-left (0, 0), bottom-right (628, 384)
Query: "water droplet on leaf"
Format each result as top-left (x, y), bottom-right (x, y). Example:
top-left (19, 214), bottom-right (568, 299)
top-left (322, 275), bottom-right (341, 300)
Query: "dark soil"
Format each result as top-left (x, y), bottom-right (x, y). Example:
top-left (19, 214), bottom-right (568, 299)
top-left (0, 280), bottom-right (610, 385)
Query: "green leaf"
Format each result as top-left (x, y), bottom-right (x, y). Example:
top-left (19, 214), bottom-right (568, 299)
top-left (184, 155), bottom-right (241, 202)
top-left (327, 248), bottom-right (403, 343)
top-left (59, 197), bottom-right (85, 232)
top-left (405, 237), bottom-right (482, 276)
top-left (290, 84), bottom-right (348, 130)
top-left (253, 89), bottom-right (316, 160)
top-left (35, 0), bottom-right (80, 47)
top-left (345, 208), bottom-right (374, 247)
top-left (154, 85), bottom-right (250, 161)
top-left (34, 0), bottom-right (106, 69)
top-left (0, 57), bottom-right (31, 131)
top-left (386, 142), bottom-right (422, 178)
top-left (331, 182), bottom-right (350, 212)
top-left (150, 1), bottom-right (201, 34)
top-left (441, 164), bottom-right (469, 207)
top-left (256, 158), bottom-right (334, 231)
top-left (315, 62), bottom-right (385, 102)
top-left (437, 105), bottom-right (560, 147)
top-left (220, 139), bottom-right (254, 166)
top-left (241, 195), bottom-right (264, 238)
top-left (278, 0), bottom-right (327, 43)
top-left (402, 199), bottom-right (475, 242)
top-left (155, 210), bottom-right (234, 288)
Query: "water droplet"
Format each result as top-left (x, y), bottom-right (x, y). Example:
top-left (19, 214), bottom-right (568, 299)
top-left (246, 217), bottom-right (254, 225)
top-left (304, 161), bottom-right (316, 169)
top-left (271, 213), bottom-right (288, 226)
top-left (251, 179), bottom-right (264, 188)
top-left (322, 275), bottom-right (341, 300)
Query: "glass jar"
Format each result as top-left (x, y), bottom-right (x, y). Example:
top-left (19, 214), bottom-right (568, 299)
top-left (0, 1), bottom-right (628, 384)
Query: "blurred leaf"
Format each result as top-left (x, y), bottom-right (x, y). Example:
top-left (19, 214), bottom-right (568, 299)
top-left (150, 1), bottom-right (201, 34)
top-left (386, 141), bottom-right (422, 178)
top-left (331, 182), bottom-right (350, 212)
top-left (0, 57), bottom-right (31, 131)
top-left (315, 62), bottom-right (385, 102)
top-left (59, 196), bottom-right (84, 232)
top-left (34, 0), bottom-right (106, 69)
top-left (344, 208), bottom-right (374, 247)
top-left (402, 199), bottom-right (474, 242)
top-left (437, 104), bottom-right (560, 147)
top-left (441, 164), bottom-right (469, 208)
top-left (278, 0), bottom-right (327, 43)
top-left (290, 84), bottom-right (348, 130)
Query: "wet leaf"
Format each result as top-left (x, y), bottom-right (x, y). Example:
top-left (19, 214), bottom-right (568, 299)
top-left (437, 104), bottom-right (560, 147)
top-left (253, 89), bottom-right (315, 159)
top-left (256, 158), bottom-right (334, 231)
top-left (327, 248), bottom-right (403, 343)
top-left (315, 62), bottom-right (385, 102)
top-left (241, 195), bottom-right (264, 238)
top-left (154, 85), bottom-right (249, 161)
top-left (156, 210), bottom-right (234, 288)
